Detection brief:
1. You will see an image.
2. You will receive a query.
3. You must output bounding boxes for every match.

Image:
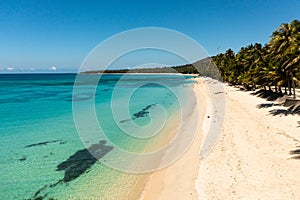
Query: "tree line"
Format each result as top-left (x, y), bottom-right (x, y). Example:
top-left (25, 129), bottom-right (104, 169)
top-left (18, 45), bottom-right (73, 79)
top-left (82, 20), bottom-right (299, 99)
top-left (212, 19), bottom-right (300, 99)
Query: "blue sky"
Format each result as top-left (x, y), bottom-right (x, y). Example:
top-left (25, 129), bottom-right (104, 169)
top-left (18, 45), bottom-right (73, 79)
top-left (0, 0), bottom-right (299, 72)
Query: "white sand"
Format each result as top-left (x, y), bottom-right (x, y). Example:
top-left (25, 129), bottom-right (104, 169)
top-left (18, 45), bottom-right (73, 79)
top-left (142, 78), bottom-right (300, 200)
top-left (141, 78), bottom-right (207, 200)
top-left (197, 83), bottom-right (300, 199)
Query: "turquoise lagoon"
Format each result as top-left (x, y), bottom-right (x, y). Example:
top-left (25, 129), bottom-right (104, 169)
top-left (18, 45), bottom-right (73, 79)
top-left (0, 74), bottom-right (196, 199)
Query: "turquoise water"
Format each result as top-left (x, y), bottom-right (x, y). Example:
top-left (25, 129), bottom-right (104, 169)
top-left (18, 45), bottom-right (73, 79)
top-left (0, 73), bottom-right (196, 199)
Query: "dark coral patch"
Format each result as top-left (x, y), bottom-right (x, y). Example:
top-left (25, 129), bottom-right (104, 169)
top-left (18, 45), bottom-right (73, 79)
top-left (56, 140), bottom-right (113, 182)
top-left (25, 140), bottom-right (66, 148)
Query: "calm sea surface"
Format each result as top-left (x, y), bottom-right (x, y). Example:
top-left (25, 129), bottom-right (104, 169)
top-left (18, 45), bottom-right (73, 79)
top-left (0, 73), bottom-right (195, 199)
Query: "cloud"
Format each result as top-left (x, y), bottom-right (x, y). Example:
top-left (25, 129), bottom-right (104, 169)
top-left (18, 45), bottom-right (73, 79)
top-left (7, 67), bottom-right (14, 71)
top-left (0, 67), bottom-right (3, 71)
top-left (49, 66), bottom-right (57, 71)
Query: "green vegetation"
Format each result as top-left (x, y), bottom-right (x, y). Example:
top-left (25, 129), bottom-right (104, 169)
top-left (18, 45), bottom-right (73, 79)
top-left (83, 20), bottom-right (299, 99)
top-left (82, 64), bottom-right (201, 74)
top-left (82, 57), bottom-right (217, 76)
top-left (212, 19), bottom-right (300, 99)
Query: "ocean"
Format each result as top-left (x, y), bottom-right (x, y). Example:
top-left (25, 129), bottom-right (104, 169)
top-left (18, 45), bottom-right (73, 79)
top-left (0, 73), bottom-right (196, 199)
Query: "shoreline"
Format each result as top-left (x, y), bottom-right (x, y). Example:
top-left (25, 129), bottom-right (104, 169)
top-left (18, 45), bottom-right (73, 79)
top-left (80, 72), bottom-right (200, 76)
top-left (59, 77), bottom-right (199, 200)
top-left (141, 77), bottom-right (300, 199)
top-left (141, 77), bottom-right (211, 200)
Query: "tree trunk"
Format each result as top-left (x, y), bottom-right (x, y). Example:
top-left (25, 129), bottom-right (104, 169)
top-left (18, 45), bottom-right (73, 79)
top-left (287, 69), bottom-right (293, 95)
top-left (279, 86), bottom-right (282, 93)
top-left (288, 79), bottom-right (292, 95)
top-left (291, 73), bottom-right (296, 99)
top-left (284, 86), bottom-right (287, 94)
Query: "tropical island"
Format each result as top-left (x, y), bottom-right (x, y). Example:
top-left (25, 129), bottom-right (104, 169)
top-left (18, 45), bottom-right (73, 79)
top-left (1, 0), bottom-right (299, 198)
top-left (83, 20), bottom-right (300, 101)
top-left (141, 20), bottom-right (300, 200)
top-left (80, 20), bottom-right (300, 199)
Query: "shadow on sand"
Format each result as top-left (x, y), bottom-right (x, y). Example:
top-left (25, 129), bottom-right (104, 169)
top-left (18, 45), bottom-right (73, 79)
top-left (256, 103), bottom-right (280, 109)
top-left (253, 90), bottom-right (300, 117)
top-left (253, 90), bottom-right (300, 161)
top-left (251, 89), bottom-right (285, 101)
top-left (269, 106), bottom-right (300, 116)
top-left (290, 148), bottom-right (300, 159)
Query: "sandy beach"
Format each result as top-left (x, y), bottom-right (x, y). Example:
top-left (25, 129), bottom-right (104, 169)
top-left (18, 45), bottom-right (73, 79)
top-left (141, 77), bottom-right (207, 200)
top-left (142, 78), bottom-right (300, 200)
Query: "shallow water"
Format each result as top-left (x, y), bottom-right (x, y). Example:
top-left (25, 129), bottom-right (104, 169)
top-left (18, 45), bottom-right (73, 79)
top-left (0, 73), bottom-right (196, 199)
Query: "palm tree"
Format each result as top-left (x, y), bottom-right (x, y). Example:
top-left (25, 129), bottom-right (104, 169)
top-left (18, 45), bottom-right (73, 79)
top-left (235, 43), bottom-right (264, 89)
top-left (213, 20), bottom-right (299, 97)
top-left (269, 20), bottom-right (300, 99)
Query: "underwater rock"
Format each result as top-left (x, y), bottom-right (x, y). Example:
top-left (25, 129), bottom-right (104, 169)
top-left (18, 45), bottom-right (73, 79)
top-left (56, 140), bottom-right (113, 182)
top-left (31, 140), bottom-right (113, 199)
top-left (25, 140), bottom-right (67, 148)
top-left (120, 104), bottom-right (157, 123)
top-left (18, 155), bottom-right (26, 161)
